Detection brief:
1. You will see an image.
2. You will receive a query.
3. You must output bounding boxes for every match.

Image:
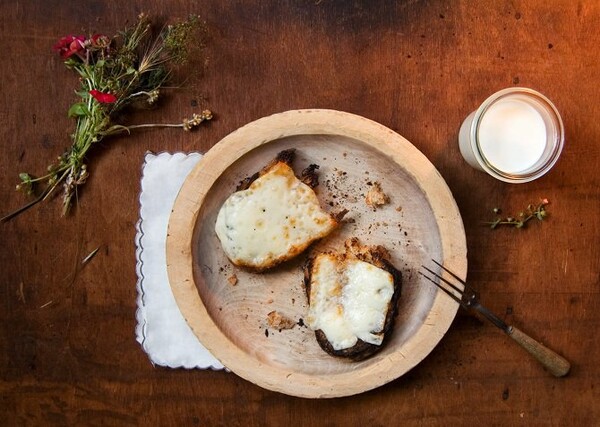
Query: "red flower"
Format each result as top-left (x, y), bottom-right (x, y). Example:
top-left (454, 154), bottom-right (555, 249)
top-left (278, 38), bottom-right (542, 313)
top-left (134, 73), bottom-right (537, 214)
top-left (53, 35), bottom-right (86, 59)
top-left (89, 89), bottom-right (117, 104)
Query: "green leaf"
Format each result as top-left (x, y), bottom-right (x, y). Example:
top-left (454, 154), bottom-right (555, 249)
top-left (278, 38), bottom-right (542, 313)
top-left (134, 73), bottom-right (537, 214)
top-left (95, 59), bottom-right (105, 68)
top-left (75, 90), bottom-right (90, 99)
top-left (74, 66), bottom-right (88, 78)
top-left (18, 173), bottom-right (34, 194)
top-left (68, 103), bottom-right (89, 118)
top-left (64, 58), bottom-right (79, 69)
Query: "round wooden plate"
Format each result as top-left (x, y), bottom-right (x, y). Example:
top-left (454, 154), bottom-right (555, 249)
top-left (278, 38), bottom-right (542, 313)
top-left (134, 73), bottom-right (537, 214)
top-left (166, 109), bottom-right (467, 398)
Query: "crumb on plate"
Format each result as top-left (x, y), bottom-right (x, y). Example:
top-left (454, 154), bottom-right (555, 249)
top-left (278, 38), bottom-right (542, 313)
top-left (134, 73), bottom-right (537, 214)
top-left (365, 182), bottom-right (389, 208)
top-left (267, 311), bottom-right (296, 330)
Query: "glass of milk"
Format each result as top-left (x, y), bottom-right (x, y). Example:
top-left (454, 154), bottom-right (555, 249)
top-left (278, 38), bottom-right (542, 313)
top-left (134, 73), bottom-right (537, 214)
top-left (458, 88), bottom-right (564, 183)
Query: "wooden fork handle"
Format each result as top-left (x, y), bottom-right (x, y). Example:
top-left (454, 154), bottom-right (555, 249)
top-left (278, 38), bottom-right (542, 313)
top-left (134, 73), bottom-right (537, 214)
top-left (508, 326), bottom-right (571, 377)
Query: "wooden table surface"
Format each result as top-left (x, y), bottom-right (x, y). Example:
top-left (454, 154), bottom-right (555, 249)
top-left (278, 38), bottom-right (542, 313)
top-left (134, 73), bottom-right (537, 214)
top-left (1, 1), bottom-right (599, 425)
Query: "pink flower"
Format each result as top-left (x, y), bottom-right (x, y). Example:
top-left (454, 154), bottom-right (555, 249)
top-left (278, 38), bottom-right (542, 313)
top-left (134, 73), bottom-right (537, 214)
top-left (89, 89), bottom-right (117, 104)
top-left (53, 35), bottom-right (86, 59)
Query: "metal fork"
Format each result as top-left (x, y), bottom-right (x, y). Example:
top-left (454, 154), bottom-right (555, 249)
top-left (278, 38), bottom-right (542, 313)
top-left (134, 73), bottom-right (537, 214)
top-left (420, 260), bottom-right (571, 377)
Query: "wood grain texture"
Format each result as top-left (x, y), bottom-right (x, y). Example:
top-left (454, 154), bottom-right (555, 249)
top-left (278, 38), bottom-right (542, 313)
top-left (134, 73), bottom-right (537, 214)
top-left (1, 0), bottom-right (599, 424)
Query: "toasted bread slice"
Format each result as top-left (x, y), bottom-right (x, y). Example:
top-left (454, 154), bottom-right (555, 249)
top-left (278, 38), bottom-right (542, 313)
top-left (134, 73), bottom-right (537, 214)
top-left (304, 238), bottom-right (402, 361)
top-left (215, 149), bottom-right (345, 271)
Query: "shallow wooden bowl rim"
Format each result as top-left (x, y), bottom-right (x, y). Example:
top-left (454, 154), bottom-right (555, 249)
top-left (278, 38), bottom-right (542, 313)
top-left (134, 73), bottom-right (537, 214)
top-left (166, 109), bottom-right (467, 398)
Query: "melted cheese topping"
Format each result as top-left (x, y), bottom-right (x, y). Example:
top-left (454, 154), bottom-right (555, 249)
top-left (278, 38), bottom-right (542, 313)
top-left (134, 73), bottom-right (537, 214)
top-left (307, 254), bottom-right (395, 350)
top-left (215, 162), bottom-right (336, 269)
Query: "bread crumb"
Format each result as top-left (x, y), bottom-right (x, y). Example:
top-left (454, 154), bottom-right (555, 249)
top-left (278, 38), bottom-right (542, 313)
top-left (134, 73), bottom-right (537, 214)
top-left (267, 311), bottom-right (296, 330)
top-left (227, 274), bottom-right (238, 286)
top-left (365, 182), bottom-right (389, 208)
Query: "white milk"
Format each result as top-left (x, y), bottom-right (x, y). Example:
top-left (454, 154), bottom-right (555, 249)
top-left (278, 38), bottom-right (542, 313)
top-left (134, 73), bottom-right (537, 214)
top-left (477, 98), bottom-right (547, 174)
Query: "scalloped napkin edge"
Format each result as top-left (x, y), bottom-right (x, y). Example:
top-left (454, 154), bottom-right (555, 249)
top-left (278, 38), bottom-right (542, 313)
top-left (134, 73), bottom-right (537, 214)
top-left (135, 151), bottom-right (225, 370)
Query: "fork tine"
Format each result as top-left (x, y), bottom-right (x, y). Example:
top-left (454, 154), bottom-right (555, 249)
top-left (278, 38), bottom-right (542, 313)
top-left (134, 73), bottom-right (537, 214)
top-left (421, 265), bottom-right (465, 296)
top-left (431, 259), bottom-right (465, 284)
top-left (431, 259), bottom-right (476, 294)
top-left (423, 263), bottom-right (508, 331)
top-left (418, 271), bottom-right (468, 309)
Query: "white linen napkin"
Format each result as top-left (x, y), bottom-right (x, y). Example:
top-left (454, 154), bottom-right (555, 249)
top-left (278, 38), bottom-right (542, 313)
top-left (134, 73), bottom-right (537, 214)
top-left (135, 151), bottom-right (225, 370)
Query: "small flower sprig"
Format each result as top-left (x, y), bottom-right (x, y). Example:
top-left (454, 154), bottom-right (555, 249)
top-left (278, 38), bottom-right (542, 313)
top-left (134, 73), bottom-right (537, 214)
top-left (3, 14), bottom-right (211, 222)
top-left (487, 199), bottom-right (550, 229)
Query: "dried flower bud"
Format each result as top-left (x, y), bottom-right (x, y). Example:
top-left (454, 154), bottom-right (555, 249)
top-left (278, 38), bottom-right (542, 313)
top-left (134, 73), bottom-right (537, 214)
top-left (182, 110), bottom-right (213, 131)
top-left (536, 209), bottom-right (547, 220)
top-left (182, 118), bottom-right (193, 131)
top-left (147, 89), bottom-right (159, 105)
top-left (90, 34), bottom-right (110, 49)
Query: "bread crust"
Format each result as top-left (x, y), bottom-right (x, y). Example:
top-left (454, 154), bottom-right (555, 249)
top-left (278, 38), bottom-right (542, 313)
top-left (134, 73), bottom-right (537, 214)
top-left (236, 149), bottom-right (297, 191)
top-left (304, 238), bottom-right (402, 361)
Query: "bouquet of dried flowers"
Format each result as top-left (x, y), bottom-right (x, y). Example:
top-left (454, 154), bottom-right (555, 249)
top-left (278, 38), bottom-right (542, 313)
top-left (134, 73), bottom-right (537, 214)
top-left (3, 14), bottom-right (211, 221)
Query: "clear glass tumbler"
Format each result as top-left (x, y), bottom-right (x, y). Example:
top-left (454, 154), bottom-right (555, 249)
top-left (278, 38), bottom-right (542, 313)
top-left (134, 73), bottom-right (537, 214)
top-left (458, 87), bottom-right (564, 183)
